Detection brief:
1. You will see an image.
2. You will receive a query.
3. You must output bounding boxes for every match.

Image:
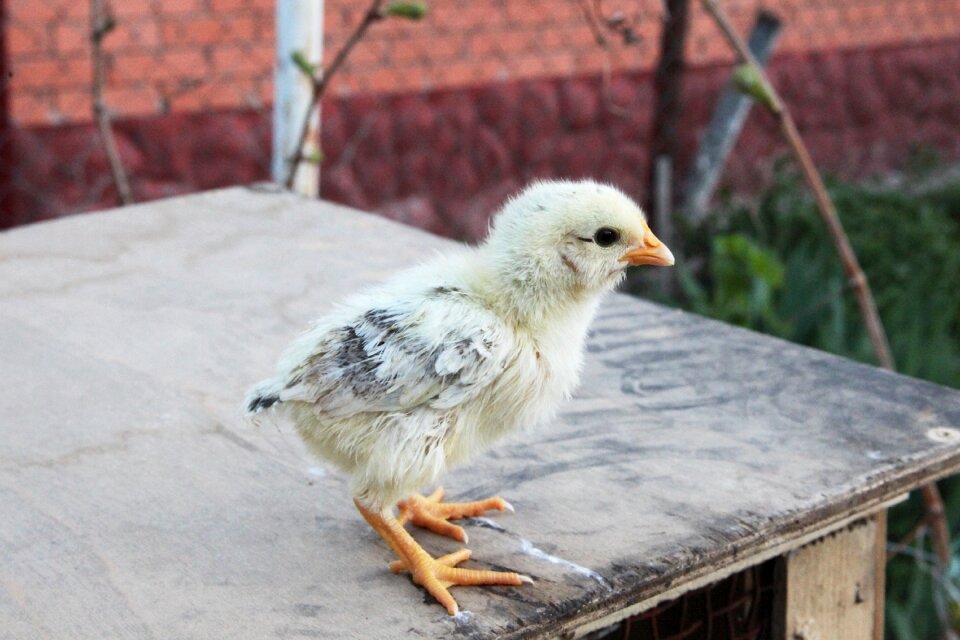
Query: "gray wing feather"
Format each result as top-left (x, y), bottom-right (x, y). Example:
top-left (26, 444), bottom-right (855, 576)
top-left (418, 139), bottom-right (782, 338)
top-left (277, 292), bottom-right (512, 417)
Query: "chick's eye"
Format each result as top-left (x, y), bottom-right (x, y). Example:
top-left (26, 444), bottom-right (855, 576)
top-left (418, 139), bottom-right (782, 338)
top-left (593, 227), bottom-right (620, 247)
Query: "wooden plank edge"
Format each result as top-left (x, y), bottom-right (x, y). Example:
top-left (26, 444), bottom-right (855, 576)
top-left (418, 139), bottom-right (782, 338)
top-left (565, 494), bottom-right (905, 639)
top-left (779, 516), bottom-right (883, 639)
top-left (496, 440), bottom-right (960, 640)
top-left (873, 510), bottom-right (887, 640)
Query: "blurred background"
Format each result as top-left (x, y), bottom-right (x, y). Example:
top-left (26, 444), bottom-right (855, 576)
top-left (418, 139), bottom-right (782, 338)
top-left (3, 0), bottom-right (958, 232)
top-left (2, 0), bottom-right (960, 637)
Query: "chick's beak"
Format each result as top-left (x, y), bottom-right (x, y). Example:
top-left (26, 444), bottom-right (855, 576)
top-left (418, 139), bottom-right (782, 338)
top-left (621, 224), bottom-right (675, 267)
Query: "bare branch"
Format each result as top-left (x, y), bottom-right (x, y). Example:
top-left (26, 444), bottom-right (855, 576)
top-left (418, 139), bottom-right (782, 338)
top-left (577, 0), bottom-right (608, 46)
top-left (283, 0), bottom-right (388, 190)
top-left (701, 0), bottom-right (892, 370)
top-left (90, 0), bottom-right (134, 206)
top-left (701, 0), bottom-right (951, 569)
top-left (575, 0), bottom-right (660, 117)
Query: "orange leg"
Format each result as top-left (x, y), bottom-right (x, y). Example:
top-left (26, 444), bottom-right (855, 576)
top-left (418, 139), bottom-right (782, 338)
top-left (355, 499), bottom-right (531, 616)
top-left (396, 487), bottom-right (513, 543)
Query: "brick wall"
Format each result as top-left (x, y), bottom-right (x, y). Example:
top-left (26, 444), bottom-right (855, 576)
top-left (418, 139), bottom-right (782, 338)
top-left (7, 0), bottom-right (274, 124)
top-left (318, 38), bottom-right (960, 240)
top-left (3, 0), bottom-right (960, 230)
top-left (7, 0), bottom-right (960, 126)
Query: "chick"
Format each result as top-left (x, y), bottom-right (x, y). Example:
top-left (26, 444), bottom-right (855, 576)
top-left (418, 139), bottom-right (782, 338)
top-left (245, 179), bottom-right (674, 615)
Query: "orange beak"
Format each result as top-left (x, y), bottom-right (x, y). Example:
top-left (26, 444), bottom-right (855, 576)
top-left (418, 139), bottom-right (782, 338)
top-left (621, 223), bottom-right (675, 267)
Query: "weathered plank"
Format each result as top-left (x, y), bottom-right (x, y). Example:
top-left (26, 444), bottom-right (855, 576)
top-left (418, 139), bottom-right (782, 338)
top-left (776, 516), bottom-right (884, 640)
top-left (1, 186), bottom-right (960, 640)
top-left (575, 498), bottom-right (898, 639)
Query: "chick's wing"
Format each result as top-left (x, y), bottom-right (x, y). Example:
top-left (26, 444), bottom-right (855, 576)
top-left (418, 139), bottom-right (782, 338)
top-left (276, 290), bottom-right (515, 417)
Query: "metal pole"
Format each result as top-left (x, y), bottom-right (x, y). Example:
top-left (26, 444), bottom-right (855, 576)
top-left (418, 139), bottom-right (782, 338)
top-left (273, 0), bottom-right (324, 197)
top-left (681, 11), bottom-right (781, 223)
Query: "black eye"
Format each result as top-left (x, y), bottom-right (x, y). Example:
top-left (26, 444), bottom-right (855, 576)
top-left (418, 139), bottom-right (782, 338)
top-left (593, 227), bottom-right (620, 247)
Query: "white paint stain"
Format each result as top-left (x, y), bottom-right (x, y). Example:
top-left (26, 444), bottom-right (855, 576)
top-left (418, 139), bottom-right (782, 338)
top-left (307, 465), bottom-right (326, 477)
top-left (517, 538), bottom-right (610, 588)
top-left (465, 517), bottom-right (610, 589)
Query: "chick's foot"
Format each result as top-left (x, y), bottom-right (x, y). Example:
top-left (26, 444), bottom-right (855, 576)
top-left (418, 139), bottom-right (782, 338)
top-left (396, 487), bottom-right (513, 543)
top-left (356, 499), bottom-right (531, 616)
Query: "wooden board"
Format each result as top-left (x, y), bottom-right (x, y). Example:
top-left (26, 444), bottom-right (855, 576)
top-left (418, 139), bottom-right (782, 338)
top-left (2, 186), bottom-right (960, 640)
top-left (776, 516), bottom-right (885, 640)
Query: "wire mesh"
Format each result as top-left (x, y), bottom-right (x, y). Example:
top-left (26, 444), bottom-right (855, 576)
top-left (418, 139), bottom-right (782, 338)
top-left (585, 558), bottom-right (780, 640)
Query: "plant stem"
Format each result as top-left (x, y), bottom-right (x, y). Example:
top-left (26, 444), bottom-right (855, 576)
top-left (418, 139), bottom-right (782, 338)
top-left (283, 0), bottom-right (385, 190)
top-left (90, 0), bottom-right (134, 206)
top-left (701, 0), bottom-right (951, 569)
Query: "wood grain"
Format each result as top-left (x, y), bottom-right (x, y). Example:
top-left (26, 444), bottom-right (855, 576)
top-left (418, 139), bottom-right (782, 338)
top-left (1, 186), bottom-right (960, 639)
top-left (780, 517), bottom-right (883, 640)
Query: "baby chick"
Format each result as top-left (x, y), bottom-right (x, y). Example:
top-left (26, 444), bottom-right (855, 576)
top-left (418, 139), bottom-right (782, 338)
top-left (245, 179), bottom-right (673, 615)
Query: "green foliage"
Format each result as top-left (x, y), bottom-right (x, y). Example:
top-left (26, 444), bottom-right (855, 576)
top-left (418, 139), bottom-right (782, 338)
top-left (382, 1), bottom-right (428, 20)
top-left (677, 166), bottom-right (960, 388)
top-left (668, 164), bottom-right (960, 638)
top-left (679, 233), bottom-right (788, 333)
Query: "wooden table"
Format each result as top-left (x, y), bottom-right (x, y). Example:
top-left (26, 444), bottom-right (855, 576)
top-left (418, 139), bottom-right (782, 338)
top-left (3, 186), bottom-right (960, 639)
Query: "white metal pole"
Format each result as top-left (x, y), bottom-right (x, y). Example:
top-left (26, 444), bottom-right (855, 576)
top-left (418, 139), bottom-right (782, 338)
top-left (273, 0), bottom-right (324, 196)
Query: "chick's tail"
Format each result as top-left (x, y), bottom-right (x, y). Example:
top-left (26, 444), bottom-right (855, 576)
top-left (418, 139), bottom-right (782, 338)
top-left (244, 378), bottom-right (283, 415)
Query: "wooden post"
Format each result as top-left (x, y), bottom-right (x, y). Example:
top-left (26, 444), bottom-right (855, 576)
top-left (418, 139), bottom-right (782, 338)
top-left (272, 0), bottom-right (324, 197)
top-left (646, 0), bottom-right (689, 214)
top-left (775, 515), bottom-right (886, 639)
top-left (653, 155), bottom-right (675, 297)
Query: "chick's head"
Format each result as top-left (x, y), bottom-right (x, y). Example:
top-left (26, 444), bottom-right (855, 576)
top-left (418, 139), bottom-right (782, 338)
top-left (485, 179), bottom-right (674, 298)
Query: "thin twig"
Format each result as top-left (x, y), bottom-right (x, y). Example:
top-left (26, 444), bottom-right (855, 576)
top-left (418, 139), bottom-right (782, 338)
top-left (576, 1), bottom-right (658, 117)
top-left (919, 483), bottom-right (952, 568)
top-left (577, 0), bottom-right (608, 46)
top-left (283, 0), bottom-right (386, 190)
top-left (701, 0), bottom-right (952, 570)
top-left (90, 0), bottom-right (134, 206)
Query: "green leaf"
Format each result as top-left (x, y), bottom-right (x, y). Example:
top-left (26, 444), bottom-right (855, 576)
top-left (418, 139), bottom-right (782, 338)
top-left (291, 50), bottom-right (317, 77)
top-left (732, 64), bottom-right (776, 111)
top-left (382, 1), bottom-right (428, 19)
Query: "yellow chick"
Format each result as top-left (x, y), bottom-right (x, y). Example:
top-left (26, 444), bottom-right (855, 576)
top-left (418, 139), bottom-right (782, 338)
top-left (245, 179), bottom-right (674, 615)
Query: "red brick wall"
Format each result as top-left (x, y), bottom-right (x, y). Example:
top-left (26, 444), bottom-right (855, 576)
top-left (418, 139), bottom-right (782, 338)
top-left (1, 0), bottom-right (12, 218)
top-left (6, 0), bottom-right (274, 124)
top-left (7, 0), bottom-right (960, 125)
top-left (7, 35), bottom-right (960, 232)
top-left (321, 37), bottom-right (960, 240)
top-left (3, 0), bottom-right (960, 229)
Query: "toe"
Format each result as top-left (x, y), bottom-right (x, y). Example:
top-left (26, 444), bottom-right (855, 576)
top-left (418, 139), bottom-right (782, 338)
top-left (389, 549), bottom-right (472, 574)
top-left (425, 580), bottom-right (459, 616)
top-left (416, 512), bottom-right (468, 542)
top-left (440, 566), bottom-right (527, 587)
top-left (437, 496), bottom-right (512, 519)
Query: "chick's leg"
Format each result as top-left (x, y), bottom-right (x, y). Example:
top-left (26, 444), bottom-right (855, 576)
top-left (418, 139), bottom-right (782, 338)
top-left (355, 499), bottom-right (530, 616)
top-left (396, 487), bottom-right (513, 543)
